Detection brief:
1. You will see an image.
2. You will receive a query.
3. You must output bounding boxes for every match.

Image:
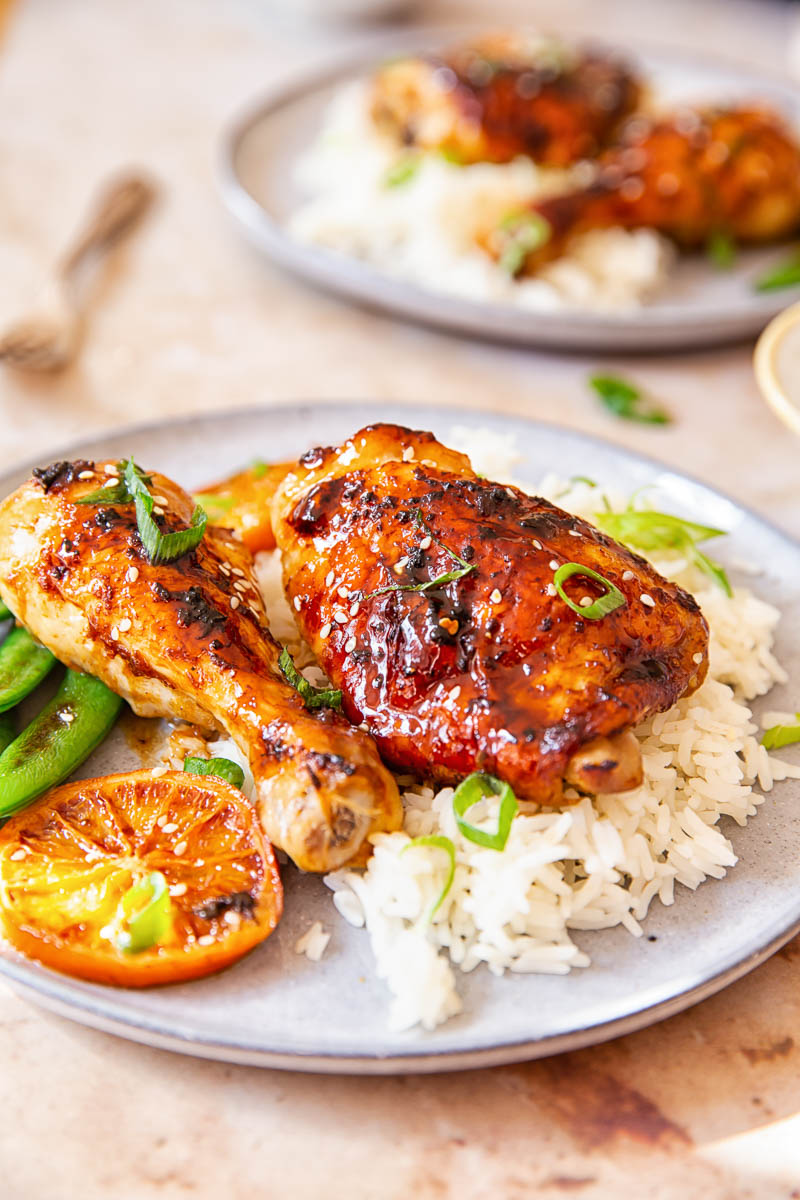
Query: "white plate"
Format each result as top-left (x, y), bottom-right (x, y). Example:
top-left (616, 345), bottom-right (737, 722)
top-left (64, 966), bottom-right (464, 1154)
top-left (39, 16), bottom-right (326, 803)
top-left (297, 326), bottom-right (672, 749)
top-left (219, 34), bottom-right (800, 352)
top-left (2, 402), bottom-right (799, 1073)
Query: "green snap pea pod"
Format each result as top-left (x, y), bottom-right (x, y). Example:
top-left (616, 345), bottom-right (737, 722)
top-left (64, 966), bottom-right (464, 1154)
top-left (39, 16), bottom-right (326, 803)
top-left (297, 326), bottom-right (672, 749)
top-left (0, 712), bottom-right (15, 755)
top-left (0, 670), bottom-right (124, 818)
top-left (0, 600), bottom-right (11, 621)
top-left (0, 627), bottom-right (57, 713)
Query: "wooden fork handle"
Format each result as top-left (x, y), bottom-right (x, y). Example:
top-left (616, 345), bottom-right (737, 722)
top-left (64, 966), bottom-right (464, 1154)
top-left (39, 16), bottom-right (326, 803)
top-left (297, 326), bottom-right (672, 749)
top-left (61, 172), bottom-right (157, 276)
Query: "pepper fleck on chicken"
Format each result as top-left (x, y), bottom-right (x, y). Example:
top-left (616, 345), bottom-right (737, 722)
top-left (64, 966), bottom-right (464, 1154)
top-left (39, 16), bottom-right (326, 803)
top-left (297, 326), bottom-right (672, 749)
top-left (0, 460), bottom-right (401, 871)
top-left (271, 425), bottom-right (709, 805)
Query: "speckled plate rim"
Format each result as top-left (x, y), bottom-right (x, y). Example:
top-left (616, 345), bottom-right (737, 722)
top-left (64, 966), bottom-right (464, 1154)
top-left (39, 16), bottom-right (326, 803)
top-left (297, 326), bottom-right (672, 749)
top-left (218, 31), bottom-right (800, 353)
top-left (1, 400), bottom-right (799, 1075)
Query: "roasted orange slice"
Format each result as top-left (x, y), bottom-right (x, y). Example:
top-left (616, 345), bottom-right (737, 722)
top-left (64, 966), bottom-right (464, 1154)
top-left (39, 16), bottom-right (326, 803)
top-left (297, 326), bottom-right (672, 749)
top-left (195, 460), bottom-right (291, 554)
top-left (0, 769), bottom-right (282, 987)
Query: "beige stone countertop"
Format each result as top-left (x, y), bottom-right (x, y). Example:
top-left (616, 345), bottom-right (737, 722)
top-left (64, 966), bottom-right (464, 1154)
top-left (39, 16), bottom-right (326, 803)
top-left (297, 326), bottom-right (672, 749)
top-left (1, 1), bottom-right (800, 1197)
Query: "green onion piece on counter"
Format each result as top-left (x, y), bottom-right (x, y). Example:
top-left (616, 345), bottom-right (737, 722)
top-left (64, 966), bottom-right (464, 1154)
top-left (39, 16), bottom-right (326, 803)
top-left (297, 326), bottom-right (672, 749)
top-left (754, 255), bottom-right (800, 293)
top-left (0, 670), bottom-right (124, 818)
top-left (553, 562), bottom-right (626, 620)
top-left (498, 211), bottom-right (551, 276)
top-left (762, 714), bottom-right (800, 751)
top-left (124, 458), bottom-right (207, 565)
top-left (184, 755), bottom-right (245, 790)
top-left (589, 374), bottom-right (671, 425)
top-left (116, 872), bottom-right (174, 955)
top-left (595, 507), bottom-right (732, 597)
top-left (707, 230), bottom-right (737, 269)
top-left (384, 156), bottom-right (420, 188)
top-left (0, 627), bottom-right (57, 713)
top-left (0, 600), bottom-right (12, 620)
top-left (452, 773), bottom-right (518, 852)
top-left (279, 647), bottom-right (342, 711)
top-left (401, 835), bottom-right (456, 920)
top-left (0, 712), bottom-right (15, 756)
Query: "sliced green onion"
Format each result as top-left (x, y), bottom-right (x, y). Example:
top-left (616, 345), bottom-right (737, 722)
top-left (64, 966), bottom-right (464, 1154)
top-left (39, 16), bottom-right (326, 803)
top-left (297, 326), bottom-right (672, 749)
top-left (250, 459), bottom-right (270, 479)
top-left (76, 460), bottom-right (152, 507)
top-left (384, 155), bottom-right (420, 188)
top-left (754, 255), bottom-right (800, 293)
top-left (124, 459), bottom-right (207, 565)
top-left (116, 871), bottom-right (173, 955)
top-left (595, 507), bottom-right (731, 596)
top-left (183, 755), bottom-right (245, 790)
top-left (452, 773), bottom-right (518, 851)
top-left (570, 475), bottom-right (597, 488)
top-left (762, 713), bottom-right (800, 751)
top-left (553, 562), bottom-right (626, 620)
top-left (589, 374), bottom-right (671, 425)
top-left (498, 211), bottom-right (551, 276)
top-left (438, 146), bottom-right (465, 165)
top-left (279, 647), bottom-right (342, 711)
top-left (367, 510), bottom-right (476, 599)
top-left (400, 835), bottom-right (456, 920)
top-left (707, 230), bottom-right (737, 269)
top-left (193, 492), bottom-right (235, 516)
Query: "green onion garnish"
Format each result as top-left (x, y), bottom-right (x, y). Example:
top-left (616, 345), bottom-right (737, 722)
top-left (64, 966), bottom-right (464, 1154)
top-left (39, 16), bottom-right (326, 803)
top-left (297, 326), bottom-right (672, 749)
top-left (367, 511), bottom-right (476, 598)
top-left (76, 460), bottom-right (152, 507)
top-left (193, 492), bottom-right (235, 517)
top-left (553, 562), bottom-right (626, 620)
top-left (595, 507), bottom-right (732, 596)
top-left (400, 835), bottom-right (456, 920)
top-left (384, 155), bottom-right (421, 188)
top-left (570, 475), bottom-right (597, 488)
top-left (707, 230), bottom-right (737, 269)
top-left (183, 755), bottom-right (245, 790)
top-left (754, 254), bottom-right (800, 293)
top-left (279, 647), bottom-right (342, 711)
top-left (124, 459), bottom-right (207, 565)
top-left (762, 714), bottom-right (800, 751)
top-left (589, 374), bottom-right (671, 426)
top-left (250, 459), bottom-right (270, 480)
top-left (498, 211), bottom-right (551, 276)
top-left (452, 773), bottom-right (518, 851)
top-left (116, 871), bottom-right (173, 955)
top-left (438, 146), bottom-right (465, 165)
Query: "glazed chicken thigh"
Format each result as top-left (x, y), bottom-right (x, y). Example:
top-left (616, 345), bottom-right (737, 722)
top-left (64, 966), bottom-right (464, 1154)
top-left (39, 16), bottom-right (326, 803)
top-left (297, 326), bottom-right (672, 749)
top-left (371, 34), bottom-right (640, 166)
top-left (272, 426), bottom-right (709, 805)
top-left (0, 460), bottom-right (400, 871)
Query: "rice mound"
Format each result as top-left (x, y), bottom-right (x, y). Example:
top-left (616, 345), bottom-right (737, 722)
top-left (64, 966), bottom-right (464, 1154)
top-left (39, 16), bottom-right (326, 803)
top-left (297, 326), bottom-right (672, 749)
top-left (287, 80), bottom-right (672, 314)
top-left (254, 427), bottom-right (800, 1032)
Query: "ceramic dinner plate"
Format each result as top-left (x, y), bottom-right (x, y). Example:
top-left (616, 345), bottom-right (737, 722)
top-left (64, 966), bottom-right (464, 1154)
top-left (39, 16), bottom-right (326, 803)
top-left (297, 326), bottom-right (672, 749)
top-left (219, 34), bottom-right (800, 353)
top-left (1, 402), bottom-right (799, 1074)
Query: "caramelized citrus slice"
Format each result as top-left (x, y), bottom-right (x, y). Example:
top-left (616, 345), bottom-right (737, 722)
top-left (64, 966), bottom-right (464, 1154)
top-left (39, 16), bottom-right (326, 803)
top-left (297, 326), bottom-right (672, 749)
top-left (196, 461), bottom-right (290, 554)
top-left (0, 769), bottom-right (282, 987)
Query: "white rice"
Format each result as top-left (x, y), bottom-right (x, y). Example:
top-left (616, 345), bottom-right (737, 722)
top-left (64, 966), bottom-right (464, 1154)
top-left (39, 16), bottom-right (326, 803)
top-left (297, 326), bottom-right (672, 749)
top-left (294, 921), bottom-right (331, 963)
top-left (288, 80), bottom-right (673, 313)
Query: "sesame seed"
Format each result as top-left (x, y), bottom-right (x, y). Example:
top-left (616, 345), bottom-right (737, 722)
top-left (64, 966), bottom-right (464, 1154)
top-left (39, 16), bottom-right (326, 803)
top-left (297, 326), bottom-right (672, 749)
top-left (421, 459), bottom-right (436, 467)
top-left (156, 814), bottom-right (167, 827)
top-left (532, 540), bottom-right (542, 550)
top-left (549, 560), bottom-right (559, 571)
top-left (419, 535), bottom-right (432, 550)
top-left (77, 470), bottom-right (94, 480)
top-left (235, 581), bottom-right (248, 593)
top-left (220, 564), bottom-right (231, 576)
top-left (402, 446), bottom-right (415, 461)
top-left (151, 766), bottom-right (168, 778)
top-left (546, 583), bottom-right (557, 597)
top-left (117, 617), bottom-right (132, 633)
top-left (344, 637), bottom-right (356, 653)
top-left (337, 586), bottom-right (350, 599)
top-left (490, 589), bottom-right (502, 604)
top-left (170, 883), bottom-right (187, 897)
top-left (333, 610), bottom-right (347, 624)
top-left (579, 596), bottom-right (592, 607)
top-left (325, 570), bottom-right (335, 587)
top-left (223, 910), bottom-right (242, 927)
top-left (197, 934), bottom-right (215, 946)
top-left (393, 558), bottom-right (408, 575)
top-left (173, 840), bottom-right (188, 857)
top-left (195, 859), bottom-right (205, 866)
top-left (103, 463), bottom-right (116, 474)
top-left (358, 721), bottom-right (369, 732)
top-left (110, 626), bottom-right (119, 640)
top-left (162, 822), bottom-right (179, 834)
top-left (230, 596), bottom-right (240, 610)
top-left (320, 623), bottom-right (332, 639)
top-left (152, 495), bottom-right (168, 506)
top-left (9, 848), bottom-right (26, 861)
top-left (231, 568), bottom-right (245, 577)
top-left (126, 566), bottom-right (139, 583)
top-left (60, 710), bottom-right (75, 724)
top-left (153, 506), bottom-right (165, 517)
top-left (640, 593), bottom-right (656, 608)
top-left (349, 602), bottom-right (360, 617)
top-left (448, 686), bottom-right (461, 701)
top-left (693, 652), bottom-right (704, 664)
top-left (568, 530), bottom-right (581, 538)
top-left (622, 570), bottom-right (634, 581)
top-left (293, 597), bottom-right (302, 611)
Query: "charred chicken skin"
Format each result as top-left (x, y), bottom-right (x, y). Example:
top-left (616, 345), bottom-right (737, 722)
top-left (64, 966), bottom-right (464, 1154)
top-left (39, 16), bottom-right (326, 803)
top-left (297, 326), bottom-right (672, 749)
top-left (272, 425), bottom-right (709, 805)
top-left (491, 106), bottom-right (800, 272)
top-left (371, 34), bottom-right (640, 167)
top-left (0, 461), bottom-right (400, 872)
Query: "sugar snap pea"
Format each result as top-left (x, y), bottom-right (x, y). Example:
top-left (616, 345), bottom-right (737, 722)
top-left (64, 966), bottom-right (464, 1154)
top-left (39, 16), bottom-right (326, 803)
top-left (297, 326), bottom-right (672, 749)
top-left (0, 627), bottom-right (56, 713)
top-left (0, 670), bottom-right (124, 818)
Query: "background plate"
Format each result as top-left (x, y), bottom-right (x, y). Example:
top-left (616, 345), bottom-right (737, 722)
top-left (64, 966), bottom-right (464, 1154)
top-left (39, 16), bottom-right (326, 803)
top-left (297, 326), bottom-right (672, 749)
top-left (1, 402), bottom-right (800, 1073)
top-left (219, 34), bottom-right (800, 353)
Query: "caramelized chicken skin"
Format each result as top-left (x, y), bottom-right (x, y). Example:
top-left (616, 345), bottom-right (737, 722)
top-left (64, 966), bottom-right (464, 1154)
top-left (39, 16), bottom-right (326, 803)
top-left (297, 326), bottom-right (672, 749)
top-left (0, 461), bottom-right (400, 871)
top-left (272, 425), bottom-right (709, 805)
top-left (371, 34), bottom-right (640, 166)
top-left (491, 106), bottom-right (800, 271)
